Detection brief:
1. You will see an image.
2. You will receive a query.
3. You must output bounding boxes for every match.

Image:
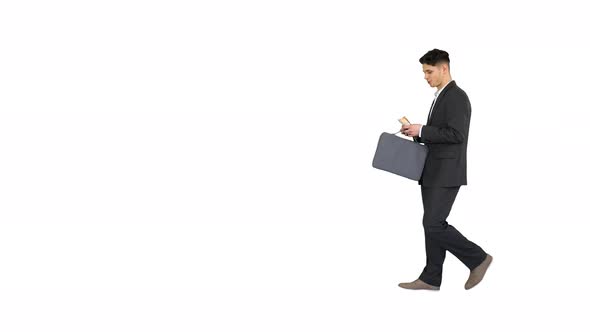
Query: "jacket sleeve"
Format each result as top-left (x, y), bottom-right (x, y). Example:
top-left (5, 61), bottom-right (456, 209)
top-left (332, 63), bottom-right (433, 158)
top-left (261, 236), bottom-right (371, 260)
top-left (419, 91), bottom-right (469, 144)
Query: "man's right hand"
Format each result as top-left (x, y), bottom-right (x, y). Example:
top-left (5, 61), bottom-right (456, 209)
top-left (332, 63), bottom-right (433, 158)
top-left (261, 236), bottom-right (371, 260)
top-left (402, 124), bottom-right (422, 137)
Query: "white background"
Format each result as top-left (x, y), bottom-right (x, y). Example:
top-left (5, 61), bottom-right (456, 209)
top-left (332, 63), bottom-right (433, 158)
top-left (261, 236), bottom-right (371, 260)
top-left (1, 0), bottom-right (589, 331)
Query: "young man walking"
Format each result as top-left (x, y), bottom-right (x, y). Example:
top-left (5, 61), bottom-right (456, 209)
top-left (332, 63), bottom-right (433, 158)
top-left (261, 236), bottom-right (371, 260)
top-left (398, 49), bottom-right (493, 290)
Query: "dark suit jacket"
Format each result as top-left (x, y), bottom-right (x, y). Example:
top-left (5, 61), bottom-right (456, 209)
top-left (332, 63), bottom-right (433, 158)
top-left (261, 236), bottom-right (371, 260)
top-left (414, 81), bottom-right (471, 187)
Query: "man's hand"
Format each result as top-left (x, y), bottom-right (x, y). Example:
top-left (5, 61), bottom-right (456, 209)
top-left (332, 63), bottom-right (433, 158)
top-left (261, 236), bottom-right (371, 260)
top-left (402, 124), bottom-right (422, 137)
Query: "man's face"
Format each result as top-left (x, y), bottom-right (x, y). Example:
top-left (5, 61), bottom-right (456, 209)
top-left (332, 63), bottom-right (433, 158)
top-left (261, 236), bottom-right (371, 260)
top-left (422, 63), bottom-right (446, 88)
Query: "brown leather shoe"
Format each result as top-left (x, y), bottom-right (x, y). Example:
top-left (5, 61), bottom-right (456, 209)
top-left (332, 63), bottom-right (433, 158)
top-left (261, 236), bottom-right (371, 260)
top-left (465, 254), bottom-right (493, 290)
top-left (398, 279), bottom-right (440, 291)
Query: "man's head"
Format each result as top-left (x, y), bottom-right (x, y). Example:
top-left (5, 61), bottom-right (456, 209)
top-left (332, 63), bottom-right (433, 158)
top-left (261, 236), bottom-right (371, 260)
top-left (419, 49), bottom-right (451, 89)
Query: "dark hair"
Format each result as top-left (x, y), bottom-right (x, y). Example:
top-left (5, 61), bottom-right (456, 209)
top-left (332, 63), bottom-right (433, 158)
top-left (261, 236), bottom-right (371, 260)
top-left (419, 49), bottom-right (450, 67)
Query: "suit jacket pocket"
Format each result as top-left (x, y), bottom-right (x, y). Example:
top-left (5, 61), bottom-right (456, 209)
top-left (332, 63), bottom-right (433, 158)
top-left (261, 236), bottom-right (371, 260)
top-left (431, 151), bottom-right (457, 159)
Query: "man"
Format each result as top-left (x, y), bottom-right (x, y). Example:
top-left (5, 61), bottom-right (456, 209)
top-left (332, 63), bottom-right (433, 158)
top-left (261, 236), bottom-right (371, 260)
top-left (398, 49), bottom-right (492, 290)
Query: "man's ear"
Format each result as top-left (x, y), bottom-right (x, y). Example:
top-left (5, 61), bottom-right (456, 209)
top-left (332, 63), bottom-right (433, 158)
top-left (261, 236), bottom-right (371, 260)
top-left (435, 63), bottom-right (447, 74)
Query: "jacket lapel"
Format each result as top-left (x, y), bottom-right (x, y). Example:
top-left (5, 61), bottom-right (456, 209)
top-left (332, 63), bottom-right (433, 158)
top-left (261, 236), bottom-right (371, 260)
top-left (427, 80), bottom-right (456, 125)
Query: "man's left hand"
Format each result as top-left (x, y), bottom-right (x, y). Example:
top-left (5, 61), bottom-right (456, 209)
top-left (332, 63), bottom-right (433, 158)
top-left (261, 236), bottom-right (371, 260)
top-left (401, 124), bottom-right (422, 137)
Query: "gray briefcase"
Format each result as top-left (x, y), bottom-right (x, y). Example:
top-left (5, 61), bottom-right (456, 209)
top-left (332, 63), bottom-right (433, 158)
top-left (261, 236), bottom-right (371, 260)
top-left (372, 132), bottom-right (429, 181)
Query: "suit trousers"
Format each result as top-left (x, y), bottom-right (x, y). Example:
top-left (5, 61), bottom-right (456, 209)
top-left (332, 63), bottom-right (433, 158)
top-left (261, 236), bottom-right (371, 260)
top-left (418, 186), bottom-right (487, 286)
